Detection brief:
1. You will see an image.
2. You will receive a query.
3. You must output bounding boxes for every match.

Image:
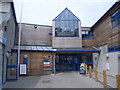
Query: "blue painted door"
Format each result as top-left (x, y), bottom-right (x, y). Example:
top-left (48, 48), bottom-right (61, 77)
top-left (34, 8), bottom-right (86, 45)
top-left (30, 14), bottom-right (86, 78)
top-left (6, 52), bottom-right (18, 81)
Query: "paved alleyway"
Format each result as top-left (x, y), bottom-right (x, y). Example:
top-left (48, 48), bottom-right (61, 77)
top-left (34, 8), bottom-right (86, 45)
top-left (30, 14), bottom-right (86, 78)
top-left (3, 72), bottom-right (103, 88)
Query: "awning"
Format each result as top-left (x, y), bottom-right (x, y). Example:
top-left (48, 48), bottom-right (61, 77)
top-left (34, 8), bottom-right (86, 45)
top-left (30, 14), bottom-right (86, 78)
top-left (12, 45), bottom-right (100, 53)
top-left (12, 45), bottom-right (57, 52)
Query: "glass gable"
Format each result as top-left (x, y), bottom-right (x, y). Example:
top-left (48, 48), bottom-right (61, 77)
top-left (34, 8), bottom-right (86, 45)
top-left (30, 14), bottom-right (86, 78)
top-left (53, 8), bottom-right (80, 37)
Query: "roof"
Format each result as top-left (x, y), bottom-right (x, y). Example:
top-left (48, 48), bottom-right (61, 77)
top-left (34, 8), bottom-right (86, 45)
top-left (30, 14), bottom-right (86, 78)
top-left (91, 1), bottom-right (120, 30)
top-left (12, 45), bottom-right (57, 52)
top-left (12, 45), bottom-right (100, 52)
top-left (20, 23), bottom-right (52, 27)
top-left (53, 8), bottom-right (80, 21)
top-left (56, 48), bottom-right (100, 52)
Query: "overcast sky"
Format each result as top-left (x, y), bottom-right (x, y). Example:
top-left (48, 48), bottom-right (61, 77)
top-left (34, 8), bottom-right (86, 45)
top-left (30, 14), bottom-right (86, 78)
top-left (13, 0), bottom-right (117, 27)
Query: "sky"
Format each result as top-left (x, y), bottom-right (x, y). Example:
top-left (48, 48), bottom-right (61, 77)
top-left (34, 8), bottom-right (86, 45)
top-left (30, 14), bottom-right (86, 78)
top-left (13, 0), bottom-right (117, 27)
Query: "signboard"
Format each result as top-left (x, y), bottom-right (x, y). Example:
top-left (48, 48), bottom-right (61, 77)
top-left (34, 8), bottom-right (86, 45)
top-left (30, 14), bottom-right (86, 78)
top-left (43, 61), bottom-right (52, 71)
top-left (0, 30), bottom-right (6, 45)
top-left (20, 64), bottom-right (27, 75)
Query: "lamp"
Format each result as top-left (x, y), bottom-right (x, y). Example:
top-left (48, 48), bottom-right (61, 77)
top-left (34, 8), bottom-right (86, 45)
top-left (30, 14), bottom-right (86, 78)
top-left (24, 55), bottom-right (28, 59)
top-left (94, 54), bottom-right (98, 60)
top-left (6, 52), bottom-right (10, 58)
top-left (106, 53), bottom-right (109, 59)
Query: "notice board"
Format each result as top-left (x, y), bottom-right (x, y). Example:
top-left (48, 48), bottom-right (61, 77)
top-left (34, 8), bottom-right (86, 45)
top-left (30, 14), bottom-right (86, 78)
top-left (20, 64), bottom-right (27, 75)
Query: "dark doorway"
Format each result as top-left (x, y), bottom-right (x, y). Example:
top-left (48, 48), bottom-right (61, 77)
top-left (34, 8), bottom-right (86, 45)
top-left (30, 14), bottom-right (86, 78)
top-left (55, 54), bottom-right (93, 71)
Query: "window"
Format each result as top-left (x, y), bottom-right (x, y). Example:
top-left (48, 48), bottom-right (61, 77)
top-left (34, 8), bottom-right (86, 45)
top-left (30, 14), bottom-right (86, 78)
top-left (111, 8), bottom-right (120, 28)
top-left (108, 46), bottom-right (120, 52)
top-left (53, 8), bottom-right (80, 37)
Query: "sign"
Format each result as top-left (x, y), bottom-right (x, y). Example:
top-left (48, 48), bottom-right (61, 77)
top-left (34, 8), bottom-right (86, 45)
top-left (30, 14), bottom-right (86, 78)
top-left (106, 63), bottom-right (109, 71)
top-left (20, 64), bottom-right (27, 75)
top-left (43, 61), bottom-right (51, 71)
top-left (0, 30), bottom-right (6, 45)
top-left (44, 62), bottom-right (50, 65)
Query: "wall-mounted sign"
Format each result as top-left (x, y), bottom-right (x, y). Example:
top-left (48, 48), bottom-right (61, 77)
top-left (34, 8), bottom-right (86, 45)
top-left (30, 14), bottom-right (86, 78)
top-left (43, 61), bottom-right (52, 71)
top-left (20, 64), bottom-right (27, 75)
top-left (0, 30), bottom-right (6, 45)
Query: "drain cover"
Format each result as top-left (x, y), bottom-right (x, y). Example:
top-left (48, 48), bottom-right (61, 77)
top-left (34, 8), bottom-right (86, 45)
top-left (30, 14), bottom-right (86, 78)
top-left (42, 80), bottom-right (50, 83)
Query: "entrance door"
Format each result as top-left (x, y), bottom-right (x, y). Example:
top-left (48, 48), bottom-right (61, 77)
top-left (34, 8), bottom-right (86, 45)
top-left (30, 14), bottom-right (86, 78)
top-left (80, 54), bottom-right (93, 68)
top-left (6, 52), bottom-right (18, 81)
top-left (56, 54), bottom-right (80, 71)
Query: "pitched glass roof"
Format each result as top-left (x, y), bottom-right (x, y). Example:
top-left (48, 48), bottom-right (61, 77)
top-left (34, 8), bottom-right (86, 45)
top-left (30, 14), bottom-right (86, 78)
top-left (53, 8), bottom-right (80, 21)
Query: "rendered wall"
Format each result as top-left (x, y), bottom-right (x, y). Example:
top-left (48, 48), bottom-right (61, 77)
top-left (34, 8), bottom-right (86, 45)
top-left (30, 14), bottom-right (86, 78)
top-left (0, 2), bottom-right (17, 84)
top-left (93, 45), bottom-right (119, 77)
top-left (52, 21), bottom-right (82, 48)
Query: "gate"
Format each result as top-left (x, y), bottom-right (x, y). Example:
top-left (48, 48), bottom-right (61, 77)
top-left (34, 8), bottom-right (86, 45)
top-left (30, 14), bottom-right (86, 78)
top-left (6, 52), bottom-right (18, 81)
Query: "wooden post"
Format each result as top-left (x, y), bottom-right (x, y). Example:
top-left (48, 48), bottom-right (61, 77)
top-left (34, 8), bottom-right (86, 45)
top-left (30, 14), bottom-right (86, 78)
top-left (116, 75), bottom-right (120, 90)
top-left (86, 64), bottom-right (88, 75)
top-left (95, 67), bottom-right (98, 82)
top-left (103, 70), bottom-right (107, 88)
top-left (89, 66), bottom-right (92, 78)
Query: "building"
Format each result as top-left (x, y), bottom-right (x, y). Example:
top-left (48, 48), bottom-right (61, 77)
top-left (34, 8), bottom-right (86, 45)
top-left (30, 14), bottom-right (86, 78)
top-left (13, 1), bottom-right (120, 77)
top-left (13, 8), bottom-right (100, 76)
top-left (0, 0), bottom-right (18, 87)
top-left (91, 1), bottom-right (120, 77)
top-left (0, 1), bottom-right (119, 88)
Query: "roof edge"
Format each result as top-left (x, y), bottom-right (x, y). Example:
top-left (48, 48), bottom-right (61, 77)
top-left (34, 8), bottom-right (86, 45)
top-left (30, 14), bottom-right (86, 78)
top-left (91, 1), bottom-right (120, 30)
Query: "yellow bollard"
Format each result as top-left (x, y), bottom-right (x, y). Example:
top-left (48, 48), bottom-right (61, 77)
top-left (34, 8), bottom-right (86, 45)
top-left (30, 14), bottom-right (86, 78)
top-left (103, 70), bottom-right (107, 88)
top-left (95, 67), bottom-right (98, 82)
top-left (116, 75), bottom-right (120, 90)
top-left (86, 64), bottom-right (88, 75)
top-left (89, 66), bottom-right (92, 78)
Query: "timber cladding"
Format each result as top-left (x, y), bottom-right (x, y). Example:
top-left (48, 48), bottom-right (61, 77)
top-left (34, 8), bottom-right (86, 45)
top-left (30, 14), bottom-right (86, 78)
top-left (20, 51), bottom-right (52, 75)
top-left (91, 2), bottom-right (120, 48)
top-left (92, 15), bottom-right (120, 48)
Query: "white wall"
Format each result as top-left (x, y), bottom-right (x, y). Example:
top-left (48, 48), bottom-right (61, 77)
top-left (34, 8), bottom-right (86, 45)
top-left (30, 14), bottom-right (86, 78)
top-left (93, 45), bottom-right (119, 77)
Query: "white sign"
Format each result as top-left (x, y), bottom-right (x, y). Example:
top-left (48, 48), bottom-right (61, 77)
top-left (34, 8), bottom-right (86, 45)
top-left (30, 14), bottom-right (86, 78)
top-left (44, 62), bottom-right (50, 64)
top-left (106, 63), bottom-right (109, 71)
top-left (20, 64), bottom-right (27, 75)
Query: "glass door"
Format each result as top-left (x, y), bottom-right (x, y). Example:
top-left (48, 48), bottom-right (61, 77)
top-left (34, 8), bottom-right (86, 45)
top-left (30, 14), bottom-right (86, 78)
top-left (6, 52), bottom-right (18, 81)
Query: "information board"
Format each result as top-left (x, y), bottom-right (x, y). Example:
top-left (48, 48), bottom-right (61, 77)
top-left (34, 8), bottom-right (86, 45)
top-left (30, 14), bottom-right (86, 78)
top-left (20, 64), bottom-right (27, 75)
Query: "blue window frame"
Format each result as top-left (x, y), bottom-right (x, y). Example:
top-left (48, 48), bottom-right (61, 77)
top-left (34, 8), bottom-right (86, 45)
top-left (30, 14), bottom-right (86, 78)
top-left (53, 8), bottom-right (80, 37)
top-left (111, 8), bottom-right (120, 28)
top-left (82, 31), bottom-right (93, 35)
top-left (82, 30), bottom-right (93, 40)
top-left (108, 45), bottom-right (120, 52)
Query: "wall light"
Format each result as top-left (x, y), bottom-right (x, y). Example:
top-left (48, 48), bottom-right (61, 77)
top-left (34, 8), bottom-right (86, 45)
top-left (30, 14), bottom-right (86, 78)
top-left (94, 54), bottom-right (98, 60)
top-left (106, 53), bottom-right (109, 59)
top-left (24, 55), bottom-right (28, 59)
top-left (6, 52), bottom-right (10, 58)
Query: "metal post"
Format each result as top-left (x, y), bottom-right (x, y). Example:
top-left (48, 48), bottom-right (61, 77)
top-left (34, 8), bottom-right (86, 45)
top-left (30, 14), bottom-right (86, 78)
top-left (103, 70), bottom-right (107, 88)
top-left (52, 52), bottom-right (54, 74)
top-left (86, 64), bottom-right (88, 75)
top-left (116, 75), bottom-right (120, 90)
top-left (18, 0), bottom-right (23, 78)
top-left (89, 66), bottom-right (92, 78)
top-left (95, 67), bottom-right (98, 82)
